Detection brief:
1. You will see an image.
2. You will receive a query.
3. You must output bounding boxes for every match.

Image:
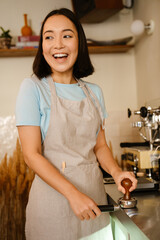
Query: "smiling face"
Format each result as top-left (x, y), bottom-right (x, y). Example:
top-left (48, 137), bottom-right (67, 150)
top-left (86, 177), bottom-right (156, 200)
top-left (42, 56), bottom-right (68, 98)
top-left (42, 14), bottom-right (79, 77)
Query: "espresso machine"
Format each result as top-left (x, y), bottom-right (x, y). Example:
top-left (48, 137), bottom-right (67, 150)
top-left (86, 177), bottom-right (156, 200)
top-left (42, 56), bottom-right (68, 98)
top-left (121, 106), bottom-right (160, 190)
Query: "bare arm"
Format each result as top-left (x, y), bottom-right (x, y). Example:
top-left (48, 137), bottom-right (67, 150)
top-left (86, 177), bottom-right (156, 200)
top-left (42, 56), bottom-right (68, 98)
top-left (17, 126), bottom-right (101, 220)
top-left (94, 127), bottom-right (137, 194)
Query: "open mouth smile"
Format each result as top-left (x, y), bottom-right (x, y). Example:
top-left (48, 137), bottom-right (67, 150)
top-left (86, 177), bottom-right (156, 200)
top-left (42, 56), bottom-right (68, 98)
top-left (53, 53), bottom-right (68, 59)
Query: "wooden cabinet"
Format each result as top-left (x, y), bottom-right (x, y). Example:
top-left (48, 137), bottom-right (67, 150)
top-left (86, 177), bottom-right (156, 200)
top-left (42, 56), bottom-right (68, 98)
top-left (72, 0), bottom-right (123, 23)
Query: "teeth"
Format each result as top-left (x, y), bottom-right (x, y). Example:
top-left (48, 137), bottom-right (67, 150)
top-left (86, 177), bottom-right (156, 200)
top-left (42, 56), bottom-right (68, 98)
top-left (53, 53), bottom-right (68, 58)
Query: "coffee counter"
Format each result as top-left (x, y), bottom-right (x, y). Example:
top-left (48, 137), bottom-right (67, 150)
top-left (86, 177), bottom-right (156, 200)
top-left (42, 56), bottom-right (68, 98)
top-left (105, 184), bottom-right (160, 240)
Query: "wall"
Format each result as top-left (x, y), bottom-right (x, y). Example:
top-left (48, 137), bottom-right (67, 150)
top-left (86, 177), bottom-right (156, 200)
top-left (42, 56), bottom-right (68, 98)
top-left (133, 0), bottom-right (160, 108)
top-left (0, 0), bottom-right (139, 163)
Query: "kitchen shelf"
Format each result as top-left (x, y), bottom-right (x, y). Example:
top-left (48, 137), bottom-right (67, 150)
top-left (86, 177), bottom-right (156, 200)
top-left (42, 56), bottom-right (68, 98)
top-left (0, 45), bottom-right (134, 57)
top-left (88, 44), bottom-right (134, 53)
top-left (0, 48), bottom-right (37, 57)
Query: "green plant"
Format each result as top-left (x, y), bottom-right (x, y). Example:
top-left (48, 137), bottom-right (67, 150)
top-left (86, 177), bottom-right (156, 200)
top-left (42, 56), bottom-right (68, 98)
top-left (0, 27), bottom-right (12, 39)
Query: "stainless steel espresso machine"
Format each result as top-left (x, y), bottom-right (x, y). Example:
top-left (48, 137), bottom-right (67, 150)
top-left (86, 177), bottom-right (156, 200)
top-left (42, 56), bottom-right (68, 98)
top-left (121, 106), bottom-right (160, 191)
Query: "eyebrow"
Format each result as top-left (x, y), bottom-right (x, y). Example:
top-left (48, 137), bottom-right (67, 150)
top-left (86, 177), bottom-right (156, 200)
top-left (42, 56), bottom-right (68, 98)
top-left (43, 28), bottom-right (74, 35)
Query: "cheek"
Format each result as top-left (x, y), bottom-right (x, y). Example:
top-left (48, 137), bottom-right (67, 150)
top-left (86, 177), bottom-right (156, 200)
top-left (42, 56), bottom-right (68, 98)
top-left (42, 41), bottom-right (50, 55)
top-left (42, 44), bottom-right (52, 65)
top-left (71, 41), bottom-right (79, 59)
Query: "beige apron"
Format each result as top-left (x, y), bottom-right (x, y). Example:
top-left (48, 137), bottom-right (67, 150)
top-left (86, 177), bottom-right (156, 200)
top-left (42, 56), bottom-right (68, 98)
top-left (25, 75), bottom-right (110, 240)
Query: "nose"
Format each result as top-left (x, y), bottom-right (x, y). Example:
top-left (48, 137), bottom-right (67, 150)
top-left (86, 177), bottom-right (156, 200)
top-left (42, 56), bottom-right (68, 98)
top-left (54, 36), bottom-right (64, 49)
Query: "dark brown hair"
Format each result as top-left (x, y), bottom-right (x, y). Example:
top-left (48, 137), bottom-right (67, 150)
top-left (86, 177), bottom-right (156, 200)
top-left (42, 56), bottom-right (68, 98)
top-left (33, 8), bottom-right (94, 79)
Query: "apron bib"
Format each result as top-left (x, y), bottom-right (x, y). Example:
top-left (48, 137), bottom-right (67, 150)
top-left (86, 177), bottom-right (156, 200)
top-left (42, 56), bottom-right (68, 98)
top-left (25, 76), bottom-right (110, 240)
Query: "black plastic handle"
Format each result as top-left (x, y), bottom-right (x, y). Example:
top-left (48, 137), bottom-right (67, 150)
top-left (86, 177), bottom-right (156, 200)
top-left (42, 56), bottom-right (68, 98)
top-left (98, 204), bottom-right (119, 212)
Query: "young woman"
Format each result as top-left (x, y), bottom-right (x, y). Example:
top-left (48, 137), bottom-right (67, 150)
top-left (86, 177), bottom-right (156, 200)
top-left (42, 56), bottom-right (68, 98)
top-left (16, 8), bottom-right (137, 240)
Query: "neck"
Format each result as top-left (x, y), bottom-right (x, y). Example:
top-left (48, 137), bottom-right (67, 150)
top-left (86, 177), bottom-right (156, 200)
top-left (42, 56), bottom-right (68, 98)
top-left (51, 72), bottom-right (77, 84)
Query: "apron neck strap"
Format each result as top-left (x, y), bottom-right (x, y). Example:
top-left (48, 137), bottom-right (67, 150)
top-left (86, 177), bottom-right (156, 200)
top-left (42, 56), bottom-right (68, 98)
top-left (77, 79), bottom-right (105, 129)
top-left (47, 75), bottom-right (57, 101)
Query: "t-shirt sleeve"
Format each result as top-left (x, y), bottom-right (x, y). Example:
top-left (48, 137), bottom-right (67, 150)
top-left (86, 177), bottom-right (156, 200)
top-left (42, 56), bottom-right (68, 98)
top-left (15, 78), bottom-right (41, 126)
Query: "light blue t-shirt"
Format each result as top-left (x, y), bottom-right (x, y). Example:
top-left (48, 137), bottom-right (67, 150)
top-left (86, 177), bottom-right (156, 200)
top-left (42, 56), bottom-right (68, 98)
top-left (16, 77), bottom-right (107, 142)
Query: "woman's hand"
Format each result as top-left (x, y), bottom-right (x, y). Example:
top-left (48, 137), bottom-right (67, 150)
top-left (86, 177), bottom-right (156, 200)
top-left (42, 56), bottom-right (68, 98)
top-left (112, 169), bottom-right (138, 194)
top-left (68, 190), bottom-right (101, 221)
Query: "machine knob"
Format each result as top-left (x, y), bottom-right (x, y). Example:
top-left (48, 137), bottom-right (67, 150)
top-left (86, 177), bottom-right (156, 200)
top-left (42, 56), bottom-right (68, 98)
top-left (140, 106), bottom-right (148, 118)
top-left (121, 178), bottom-right (132, 200)
top-left (128, 108), bottom-right (132, 118)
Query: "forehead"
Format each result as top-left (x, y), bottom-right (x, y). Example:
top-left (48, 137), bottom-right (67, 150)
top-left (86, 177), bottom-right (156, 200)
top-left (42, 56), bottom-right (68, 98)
top-left (43, 14), bottom-right (77, 33)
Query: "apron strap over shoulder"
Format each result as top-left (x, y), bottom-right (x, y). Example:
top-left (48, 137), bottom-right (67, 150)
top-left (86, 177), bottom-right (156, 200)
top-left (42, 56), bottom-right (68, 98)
top-left (77, 79), bottom-right (106, 130)
top-left (47, 75), bottom-right (57, 103)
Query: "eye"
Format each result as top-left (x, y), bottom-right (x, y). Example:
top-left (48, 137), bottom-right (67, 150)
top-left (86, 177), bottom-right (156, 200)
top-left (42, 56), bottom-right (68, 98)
top-left (45, 36), bottom-right (54, 40)
top-left (63, 35), bottom-right (72, 39)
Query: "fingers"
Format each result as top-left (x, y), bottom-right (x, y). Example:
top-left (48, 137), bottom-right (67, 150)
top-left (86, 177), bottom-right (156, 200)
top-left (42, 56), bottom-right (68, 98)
top-left (82, 211), bottom-right (92, 221)
top-left (92, 206), bottom-right (101, 218)
top-left (118, 185), bottom-right (126, 194)
top-left (129, 177), bottom-right (138, 192)
top-left (69, 191), bottom-right (102, 221)
top-left (78, 206), bottom-right (102, 221)
top-left (84, 213), bottom-right (90, 220)
top-left (79, 215), bottom-right (84, 221)
top-left (116, 171), bottom-right (138, 194)
top-left (124, 172), bottom-right (138, 192)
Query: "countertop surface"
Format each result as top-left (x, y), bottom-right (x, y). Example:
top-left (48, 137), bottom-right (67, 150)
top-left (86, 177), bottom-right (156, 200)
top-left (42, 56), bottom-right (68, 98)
top-left (104, 183), bottom-right (160, 240)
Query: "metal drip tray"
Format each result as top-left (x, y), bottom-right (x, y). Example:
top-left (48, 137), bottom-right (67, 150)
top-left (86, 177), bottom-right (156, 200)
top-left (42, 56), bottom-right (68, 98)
top-left (104, 177), bottom-right (158, 191)
top-left (135, 177), bottom-right (158, 191)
